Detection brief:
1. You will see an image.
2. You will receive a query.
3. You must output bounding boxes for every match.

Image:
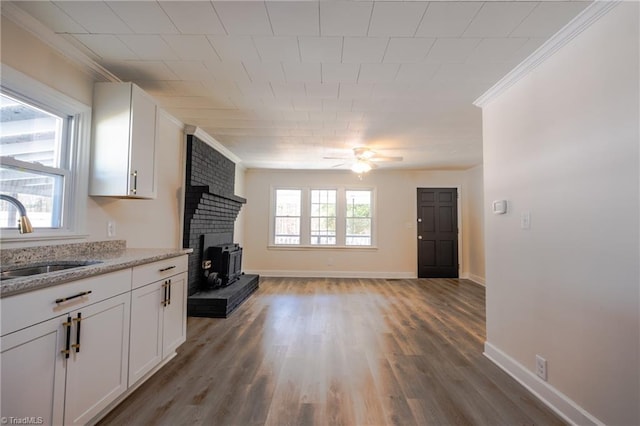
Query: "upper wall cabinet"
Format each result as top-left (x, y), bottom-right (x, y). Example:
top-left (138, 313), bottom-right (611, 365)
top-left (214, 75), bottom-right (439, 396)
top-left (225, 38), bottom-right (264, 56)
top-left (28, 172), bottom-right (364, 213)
top-left (90, 82), bottom-right (157, 199)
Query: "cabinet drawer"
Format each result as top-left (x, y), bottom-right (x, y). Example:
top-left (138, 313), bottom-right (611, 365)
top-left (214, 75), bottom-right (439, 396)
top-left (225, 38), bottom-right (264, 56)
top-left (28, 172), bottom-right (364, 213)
top-left (131, 255), bottom-right (188, 289)
top-left (1, 269), bottom-right (132, 337)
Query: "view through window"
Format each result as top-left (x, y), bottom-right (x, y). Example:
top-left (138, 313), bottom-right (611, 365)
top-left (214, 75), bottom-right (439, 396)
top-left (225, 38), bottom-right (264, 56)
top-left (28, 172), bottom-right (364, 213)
top-left (0, 92), bottom-right (71, 229)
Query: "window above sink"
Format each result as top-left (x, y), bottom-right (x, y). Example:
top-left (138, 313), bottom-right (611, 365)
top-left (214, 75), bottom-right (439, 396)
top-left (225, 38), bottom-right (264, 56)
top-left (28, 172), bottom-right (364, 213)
top-left (0, 65), bottom-right (91, 242)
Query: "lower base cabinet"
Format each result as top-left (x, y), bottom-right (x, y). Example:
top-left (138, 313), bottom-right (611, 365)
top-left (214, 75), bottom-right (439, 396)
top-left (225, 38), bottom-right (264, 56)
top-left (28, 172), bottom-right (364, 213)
top-left (0, 315), bottom-right (66, 425)
top-left (64, 293), bottom-right (130, 425)
top-left (129, 261), bottom-right (187, 386)
top-left (0, 292), bottom-right (130, 426)
top-left (0, 254), bottom-right (188, 425)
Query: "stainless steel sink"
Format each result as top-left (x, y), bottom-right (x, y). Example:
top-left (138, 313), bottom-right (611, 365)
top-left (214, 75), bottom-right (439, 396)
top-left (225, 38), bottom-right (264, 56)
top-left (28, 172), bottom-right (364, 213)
top-left (0, 261), bottom-right (102, 280)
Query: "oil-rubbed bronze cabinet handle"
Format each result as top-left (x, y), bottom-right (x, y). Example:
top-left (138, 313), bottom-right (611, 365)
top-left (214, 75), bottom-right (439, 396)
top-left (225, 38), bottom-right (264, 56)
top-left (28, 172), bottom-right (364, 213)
top-left (61, 316), bottom-right (72, 359)
top-left (159, 265), bottom-right (176, 272)
top-left (71, 313), bottom-right (82, 353)
top-left (55, 290), bottom-right (92, 304)
top-left (167, 279), bottom-right (171, 305)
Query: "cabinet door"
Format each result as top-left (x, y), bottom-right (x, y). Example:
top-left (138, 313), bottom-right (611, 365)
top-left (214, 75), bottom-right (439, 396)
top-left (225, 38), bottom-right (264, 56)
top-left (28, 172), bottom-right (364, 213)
top-left (129, 281), bottom-right (163, 385)
top-left (162, 272), bottom-right (187, 357)
top-left (64, 293), bottom-right (130, 426)
top-left (129, 84), bottom-right (157, 198)
top-left (0, 316), bottom-right (66, 425)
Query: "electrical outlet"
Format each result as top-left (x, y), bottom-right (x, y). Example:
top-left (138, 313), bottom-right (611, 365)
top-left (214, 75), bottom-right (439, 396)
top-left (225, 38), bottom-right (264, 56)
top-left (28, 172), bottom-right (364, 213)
top-left (107, 220), bottom-right (116, 237)
top-left (535, 355), bottom-right (547, 381)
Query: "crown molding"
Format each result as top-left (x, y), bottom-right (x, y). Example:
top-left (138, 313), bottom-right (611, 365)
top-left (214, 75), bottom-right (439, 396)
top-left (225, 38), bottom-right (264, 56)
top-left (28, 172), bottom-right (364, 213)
top-left (158, 108), bottom-right (185, 130)
top-left (474, 0), bottom-right (620, 108)
top-left (184, 125), bottom-right (242, 164)
top-left (1, 1), bottom-right (120, 83)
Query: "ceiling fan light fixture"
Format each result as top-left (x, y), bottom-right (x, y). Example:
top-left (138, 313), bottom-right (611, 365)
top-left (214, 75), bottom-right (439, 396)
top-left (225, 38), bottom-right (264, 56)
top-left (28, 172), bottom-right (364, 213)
top-left (357, 147), bottom-right (376, 160)
top-left (351, 160), bottom-right (372, 174)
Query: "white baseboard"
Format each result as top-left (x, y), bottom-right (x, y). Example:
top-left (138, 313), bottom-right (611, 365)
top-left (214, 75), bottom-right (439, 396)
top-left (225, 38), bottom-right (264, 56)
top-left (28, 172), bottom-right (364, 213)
top-left (468, 273), bottom-right (486, 286)
top-left (459, 273), bottom-right (485, 286)
top-left (484, 342), bottom-right (603, 426)
top-left (244, 269), bottom-right (416, 279)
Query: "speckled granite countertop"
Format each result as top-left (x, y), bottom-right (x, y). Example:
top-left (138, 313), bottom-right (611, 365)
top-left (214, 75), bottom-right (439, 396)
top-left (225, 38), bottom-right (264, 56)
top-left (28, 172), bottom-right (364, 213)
top-left (1, 240), bottom-right (192, 298)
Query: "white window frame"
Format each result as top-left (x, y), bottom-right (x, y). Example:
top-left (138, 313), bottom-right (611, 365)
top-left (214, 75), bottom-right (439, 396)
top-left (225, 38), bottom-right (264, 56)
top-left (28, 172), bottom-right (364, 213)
top-left (310, 188), bottom-right (337, 245)
top-left (269, 185), bottom-right (376, 249)
top-left (0, 65), bottom-right (90, 242)
top-left (273, 188), bottom-right (302, 245)
top-left (345, 188), bottom-right (374, 246)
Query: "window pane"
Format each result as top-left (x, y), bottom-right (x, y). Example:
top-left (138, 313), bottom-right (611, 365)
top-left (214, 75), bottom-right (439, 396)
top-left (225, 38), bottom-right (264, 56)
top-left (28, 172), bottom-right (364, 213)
top-left (0, 165), bottom-right (63, 228)
top-left (346, 190), bottom-right (371, 217)
top-left (345, 236), bottom-right (371, 246)
top-left (275, 189), bottom-right (301, 216)
top-left (0, 93), bottom-right (64, 168)
top-left (310, 189), bottom-right (336, 245)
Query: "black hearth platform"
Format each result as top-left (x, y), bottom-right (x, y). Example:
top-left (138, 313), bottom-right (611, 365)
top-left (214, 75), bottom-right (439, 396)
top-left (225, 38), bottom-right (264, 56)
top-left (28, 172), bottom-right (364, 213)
top-left (187, 274), bottom-right (259, 318)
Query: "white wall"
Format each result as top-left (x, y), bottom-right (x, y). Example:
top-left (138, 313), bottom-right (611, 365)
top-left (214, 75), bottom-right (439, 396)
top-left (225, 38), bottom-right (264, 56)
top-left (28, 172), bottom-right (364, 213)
top-left (464, 165), bottom-right (485, 284)
top-left (243, 168), bottom-right (485, 281)
top-left (481, 3), bottom-right (639, 425)
top-left (2, 16), bottom-right (187, 250)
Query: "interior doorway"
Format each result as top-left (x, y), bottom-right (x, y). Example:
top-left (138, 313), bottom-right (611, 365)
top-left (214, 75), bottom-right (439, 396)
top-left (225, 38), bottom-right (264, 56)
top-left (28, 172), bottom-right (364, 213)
top-left (416, 188), bottom-right (459, 278)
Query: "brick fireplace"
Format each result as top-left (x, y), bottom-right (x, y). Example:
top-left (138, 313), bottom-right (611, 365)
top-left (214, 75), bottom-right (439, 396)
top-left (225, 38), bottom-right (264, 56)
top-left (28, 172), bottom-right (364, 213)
top-left (182, 131), bottom-right (259, 318)
top-left (182, 133), bottom-right (245, 296)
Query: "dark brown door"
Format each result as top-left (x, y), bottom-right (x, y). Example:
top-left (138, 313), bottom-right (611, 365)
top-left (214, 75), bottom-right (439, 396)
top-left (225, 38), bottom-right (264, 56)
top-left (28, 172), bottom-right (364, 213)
top-left (417, 188), bottom-right (459, 278)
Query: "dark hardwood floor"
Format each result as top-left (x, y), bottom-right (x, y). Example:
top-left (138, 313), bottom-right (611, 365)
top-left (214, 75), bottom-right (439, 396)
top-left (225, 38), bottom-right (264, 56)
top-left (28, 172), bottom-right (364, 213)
top-left (99, 277), bottom-right (564, 426)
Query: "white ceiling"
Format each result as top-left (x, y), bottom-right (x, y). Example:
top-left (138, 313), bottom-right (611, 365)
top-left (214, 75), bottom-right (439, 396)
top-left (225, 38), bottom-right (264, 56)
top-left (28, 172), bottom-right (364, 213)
top-left (10, 0), bottom-right (591, 170)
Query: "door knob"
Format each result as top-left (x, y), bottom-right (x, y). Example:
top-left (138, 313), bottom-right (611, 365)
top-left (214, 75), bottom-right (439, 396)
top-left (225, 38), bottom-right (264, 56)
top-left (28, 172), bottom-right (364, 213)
top-left (418, 235), bottom-right (422, 240)
top-left (417, 218), bottom-right (422, 222)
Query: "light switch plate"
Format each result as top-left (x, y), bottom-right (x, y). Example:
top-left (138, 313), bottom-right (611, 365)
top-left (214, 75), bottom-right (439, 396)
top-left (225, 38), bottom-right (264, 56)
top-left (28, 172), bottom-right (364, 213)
top-left (521, 212), bottom-right (531, 230)
top-left (492, 200), bottom-right (507, 214)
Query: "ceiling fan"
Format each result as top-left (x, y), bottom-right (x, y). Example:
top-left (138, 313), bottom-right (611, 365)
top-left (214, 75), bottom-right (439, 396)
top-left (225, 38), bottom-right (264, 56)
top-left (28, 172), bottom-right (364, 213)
top-left (324, 147), bottom-right (403, 174)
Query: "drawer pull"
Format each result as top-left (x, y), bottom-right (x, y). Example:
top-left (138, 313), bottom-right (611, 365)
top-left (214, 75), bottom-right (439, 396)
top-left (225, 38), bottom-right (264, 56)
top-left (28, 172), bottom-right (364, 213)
top-left (159, 265), bottom-right (176, 272)
top-left (55, 290), bottom-right (92, 304)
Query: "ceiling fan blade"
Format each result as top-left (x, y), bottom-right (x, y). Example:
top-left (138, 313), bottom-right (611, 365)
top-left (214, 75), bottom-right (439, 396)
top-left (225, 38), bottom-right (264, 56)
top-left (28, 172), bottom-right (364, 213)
top-left (323, 156), bottom-right (351, 160)
top-left (370, 155), bottom-right (403, 162)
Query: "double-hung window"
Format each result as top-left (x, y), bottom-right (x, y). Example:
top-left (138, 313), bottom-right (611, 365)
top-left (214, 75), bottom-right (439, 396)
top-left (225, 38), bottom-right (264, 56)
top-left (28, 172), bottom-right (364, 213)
top-left (271, 186), bottom-right (374, 247)
top-left (345, 190), bottom-right (372, 246)
top-left (0, 66), bottom-right (90, 239)
top-left (310, 189), bottom-right (336, 245)
top-left (274, 189), bottom-right (302, 244)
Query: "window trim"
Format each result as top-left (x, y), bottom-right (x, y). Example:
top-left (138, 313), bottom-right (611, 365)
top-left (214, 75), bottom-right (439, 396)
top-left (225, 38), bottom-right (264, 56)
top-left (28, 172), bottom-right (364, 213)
top-left (269, 185), bottom-right (377, 249)
top-left (0, 65), bottom-right (90, 242)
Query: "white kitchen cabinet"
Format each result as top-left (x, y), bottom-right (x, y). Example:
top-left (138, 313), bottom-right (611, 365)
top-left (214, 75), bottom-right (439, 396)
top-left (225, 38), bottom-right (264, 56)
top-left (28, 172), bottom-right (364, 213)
top-left (0, 315), bottom-right (66, 425)
top-left (128, 256), bottom-right (188, 386)
top-left (64, 293), bottom-right (130, 425)
top-left (0, 269), bottom-right (131, 425)
top-left (162, 272), bottom-right (186, 356)
top-left (90, 82), bottom-right (157, 199)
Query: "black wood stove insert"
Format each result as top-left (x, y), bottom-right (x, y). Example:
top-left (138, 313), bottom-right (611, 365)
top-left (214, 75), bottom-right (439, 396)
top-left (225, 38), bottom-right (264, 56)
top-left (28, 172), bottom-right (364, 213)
top-left (188, 233), bottom-right (259, 318)
top-left (202, 235), bottom-right (243, 288)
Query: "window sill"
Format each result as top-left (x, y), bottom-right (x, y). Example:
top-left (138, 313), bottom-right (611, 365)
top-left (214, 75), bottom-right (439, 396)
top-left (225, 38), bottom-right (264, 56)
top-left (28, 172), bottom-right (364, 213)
top-left (268, 244), bottom-right (378, 251)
